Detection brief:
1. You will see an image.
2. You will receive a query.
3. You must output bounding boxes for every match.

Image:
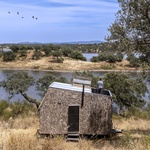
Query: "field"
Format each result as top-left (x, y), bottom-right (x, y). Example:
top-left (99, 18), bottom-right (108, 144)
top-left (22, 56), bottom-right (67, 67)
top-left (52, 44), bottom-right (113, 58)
top-left (0, 50), bottom-right (139, 71)
top-left (0, 115), bottom-right (150, 150)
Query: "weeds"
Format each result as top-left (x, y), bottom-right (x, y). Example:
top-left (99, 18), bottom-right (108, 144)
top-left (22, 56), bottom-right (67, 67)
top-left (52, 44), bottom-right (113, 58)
top-left (0, 100), bottom-right (37, 121)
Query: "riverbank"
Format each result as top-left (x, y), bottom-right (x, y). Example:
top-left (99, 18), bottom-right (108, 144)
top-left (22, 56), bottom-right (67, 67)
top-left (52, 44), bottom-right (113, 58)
top-left (0, 56), bottom-right (141, 72)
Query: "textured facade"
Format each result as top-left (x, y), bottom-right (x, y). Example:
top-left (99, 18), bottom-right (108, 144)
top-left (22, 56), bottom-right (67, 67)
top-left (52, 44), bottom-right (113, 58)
top-left (39, 82), bottom-right (112, 136)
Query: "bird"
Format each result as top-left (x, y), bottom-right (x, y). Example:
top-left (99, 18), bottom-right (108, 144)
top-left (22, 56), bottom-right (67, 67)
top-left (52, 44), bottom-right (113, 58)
top-left (36, 17), bottom-right (38, 20)
top-left (8, 11), bottom-right (10, 14)
top-left (22, 17), bottom-right (24, 19)
top-left (32, 16), bottom-right (34, 19)
top-left (17, 12), bottom-right (19, 15)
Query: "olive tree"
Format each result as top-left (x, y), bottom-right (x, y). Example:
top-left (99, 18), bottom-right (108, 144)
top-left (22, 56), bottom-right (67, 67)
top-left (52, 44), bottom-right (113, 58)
top-left (0, 72), bottom-right (40, 108)
top-left (103, 72), bottom-right (148, 109)
top-left (0, 72), bottom-right (68, 108)
top-left (106, 0), bottom-right (150, 64)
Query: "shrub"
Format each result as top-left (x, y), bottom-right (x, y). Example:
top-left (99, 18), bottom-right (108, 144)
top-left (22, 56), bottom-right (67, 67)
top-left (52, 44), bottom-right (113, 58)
top-left (71, 50), bottom-right (86, 61)
top-left (90, 56), bottom-right (99, 62)
top-left (0, 100), bottom-right (9, 116)
top-left (3, 51), bottom-right (16, 61)
top-left (32, 50), bottom-right (42, 60)
top-left (0, 101), bottom-right (36, 121)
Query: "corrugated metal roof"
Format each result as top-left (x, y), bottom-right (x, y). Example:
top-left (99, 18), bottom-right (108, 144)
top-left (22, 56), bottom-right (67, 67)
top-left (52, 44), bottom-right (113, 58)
top-left (49, 82), bottom-right (92, 93)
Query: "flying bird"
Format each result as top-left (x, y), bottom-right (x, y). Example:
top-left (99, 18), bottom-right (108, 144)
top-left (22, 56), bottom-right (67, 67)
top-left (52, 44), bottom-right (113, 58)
top-left (36, 17), bottom-right (38, 20)
top-left (8, 11), bottom-right (10, 14)
top-left (22, 17), bottom-right (24, 19)
top-left (32, 16), bottom-right (34, 19)
top-left (17, 12), bottom-right (19, 15)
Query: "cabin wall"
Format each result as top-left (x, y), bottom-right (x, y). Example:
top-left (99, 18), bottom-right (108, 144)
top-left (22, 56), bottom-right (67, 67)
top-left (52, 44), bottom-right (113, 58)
top-left (39, 87), bottom-right (112, 135)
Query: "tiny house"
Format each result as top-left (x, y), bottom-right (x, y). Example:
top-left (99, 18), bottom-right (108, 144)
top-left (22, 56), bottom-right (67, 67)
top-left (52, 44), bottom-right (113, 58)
top-left (38, 79), bottom-right (112, 139)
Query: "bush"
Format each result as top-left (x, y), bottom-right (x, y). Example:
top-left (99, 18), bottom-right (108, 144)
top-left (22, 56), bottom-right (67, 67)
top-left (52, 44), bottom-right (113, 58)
top-left (32, 50), bottom-right (42, 60)
top-left (90, 56), bottom-right (99, 62)
top-left (0, 101), bottom-right (36, 121)
top-left (71, 50), bottom-right (86, 61)
top-left (0, 100), bottom-right (9, 116)
top-left (3, 51), bottom-right (16, 61)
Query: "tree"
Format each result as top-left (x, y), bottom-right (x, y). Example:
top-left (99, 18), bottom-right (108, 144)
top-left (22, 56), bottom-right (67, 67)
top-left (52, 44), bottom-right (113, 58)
top-left (0, 72), bottom-right (40, 108)
top-left (0, 72), bottom-right (69, 108)
top-left (103, 72), bottom-right (148, 109)
top-left (36, 74), bottom-right (68, 97)
top-left (51, 50), bottom-right (64, 63)
top-left (32, 50), bottom-right (42, 60)
top-left (3, 51), bottom-right (16, 61)
top-left (10, 45), bottom-right (20, 53)
top-left (106, 0), bottom-right (150, 64)
top-left (71, 50), bottom-right (86, 61)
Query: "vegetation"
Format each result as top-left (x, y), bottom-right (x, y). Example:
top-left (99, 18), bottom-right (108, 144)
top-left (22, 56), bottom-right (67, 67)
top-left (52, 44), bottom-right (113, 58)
top-left (3, 51), bottom-right (16, 61)
top-left (0, 72), bottom-right (69, 108)
top-left (35, 74), bottom-right (68, 97)
top-left (106, 0), bottom-right (150, 66)
top-left (0, 100), bottom-right (36, 121)
top-left (91, 51), bottom-right (124, 63)
top-left (103, 72), bottom-right (148, 109)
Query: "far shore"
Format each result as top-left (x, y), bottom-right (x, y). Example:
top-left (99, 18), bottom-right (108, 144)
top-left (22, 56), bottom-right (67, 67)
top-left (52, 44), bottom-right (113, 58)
top-left (0, 67), bottom-right (143, 73)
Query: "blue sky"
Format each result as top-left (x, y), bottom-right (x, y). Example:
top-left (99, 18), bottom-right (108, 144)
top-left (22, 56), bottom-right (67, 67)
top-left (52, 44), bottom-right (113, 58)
top-left (0, 0), bottom-right (119, 43)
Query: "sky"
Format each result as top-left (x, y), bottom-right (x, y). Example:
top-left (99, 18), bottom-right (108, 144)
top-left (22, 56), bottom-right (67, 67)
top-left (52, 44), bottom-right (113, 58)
top-left (0, 0), bottom-right (120, 44)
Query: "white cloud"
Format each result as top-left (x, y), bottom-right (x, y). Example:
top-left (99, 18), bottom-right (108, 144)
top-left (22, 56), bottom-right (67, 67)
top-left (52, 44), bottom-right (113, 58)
top-left (0, 0), bottom-right (119, 43)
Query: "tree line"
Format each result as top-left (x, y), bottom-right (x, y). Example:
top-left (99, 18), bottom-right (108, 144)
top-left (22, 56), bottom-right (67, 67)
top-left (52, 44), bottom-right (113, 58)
top-left (0, 71), bottom-right (149, 111)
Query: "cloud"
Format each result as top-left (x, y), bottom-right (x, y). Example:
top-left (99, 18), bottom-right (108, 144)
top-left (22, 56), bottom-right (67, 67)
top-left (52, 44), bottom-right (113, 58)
top-left (0, 0), bottom-right (119, 43)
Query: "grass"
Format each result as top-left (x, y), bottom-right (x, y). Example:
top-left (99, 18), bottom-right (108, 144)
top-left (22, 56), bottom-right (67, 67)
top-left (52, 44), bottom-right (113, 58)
top-left (1, 103), bottom-right (150, 150)
top-left (0, 115), bottom-right (150, 150)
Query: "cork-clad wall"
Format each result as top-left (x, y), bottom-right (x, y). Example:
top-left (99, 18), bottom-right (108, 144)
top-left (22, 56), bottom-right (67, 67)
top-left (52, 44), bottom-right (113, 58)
top-left (39, 84), bottom-right (112, 135)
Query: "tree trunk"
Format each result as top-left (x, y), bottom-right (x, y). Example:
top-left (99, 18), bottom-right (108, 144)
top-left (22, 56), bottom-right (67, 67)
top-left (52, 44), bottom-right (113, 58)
top-left (21, 92), bottom-right (40, 109)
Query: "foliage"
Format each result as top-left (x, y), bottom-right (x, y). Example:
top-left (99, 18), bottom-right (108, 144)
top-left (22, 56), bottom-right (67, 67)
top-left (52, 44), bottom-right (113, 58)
top-left (19, 49), bottom-right (27, 58)
top-left (0, 100), bottom-right (9, 116)
top-left (36, 74), bottom-right (68, 97)
top-left (91, 52), bottom-right (123, 63)
top-left (51, 50), bottom-right (63, 62)
top-left (0, 71), bottom-right (34, 96)
top-left (0, 72), bottom-right (40, 108)
top-left (32, 50), bottom-right (43, 60)
top-left (42, 44), bottom-right (54, 56)
top-left (0, 100), bottom-right (36, 120)
top-left (62, 47), bottom-right (73, 57)
top-left (71, 50), bottom-right (86, 61)
top-left (106, 0), bottom-right (150, 65)
top-left (3, 51), bottom-right (16, 61)
top-left (103, 72), bottom-right (148, 109)
top-left (90, 56), bottom-right (99, 62)
top-left (10, 45), bottom-right (20, 53)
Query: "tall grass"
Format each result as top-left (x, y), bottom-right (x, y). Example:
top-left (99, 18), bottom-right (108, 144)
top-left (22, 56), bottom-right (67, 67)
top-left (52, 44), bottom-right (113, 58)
top-left (1, 101), bottom-right (150, 150)
top-left (0, 100), bottom-right (37, 121)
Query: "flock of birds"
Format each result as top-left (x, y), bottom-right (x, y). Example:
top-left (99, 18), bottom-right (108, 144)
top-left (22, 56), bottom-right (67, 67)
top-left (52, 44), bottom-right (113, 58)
top-left (8, 11), bottom-right (38, 20)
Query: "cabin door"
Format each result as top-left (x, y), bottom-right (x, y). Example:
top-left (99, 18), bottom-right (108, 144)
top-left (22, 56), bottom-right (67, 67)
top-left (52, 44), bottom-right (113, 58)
top-left (68, 105), bottom-right (79, 132)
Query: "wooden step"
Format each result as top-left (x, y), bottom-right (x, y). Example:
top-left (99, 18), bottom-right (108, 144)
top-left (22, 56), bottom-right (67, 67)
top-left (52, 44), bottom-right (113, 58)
top-left (67, 137), bottom-right (79, 141)
top-left (67, 132), bottom-right (79, 141)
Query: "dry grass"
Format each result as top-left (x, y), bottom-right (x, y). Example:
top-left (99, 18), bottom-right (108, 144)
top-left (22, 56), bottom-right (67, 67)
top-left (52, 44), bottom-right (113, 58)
top-left (0, 51), bottom-right (139, 71)
top-left (1, 116), bottom-right (150, 150)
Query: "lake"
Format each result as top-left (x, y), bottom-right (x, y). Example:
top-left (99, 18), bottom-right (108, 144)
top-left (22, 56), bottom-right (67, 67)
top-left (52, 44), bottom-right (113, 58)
top-left (82, 53), bottom-right (98, 61)
top-left (0, 69), bottom-right (149, 102)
